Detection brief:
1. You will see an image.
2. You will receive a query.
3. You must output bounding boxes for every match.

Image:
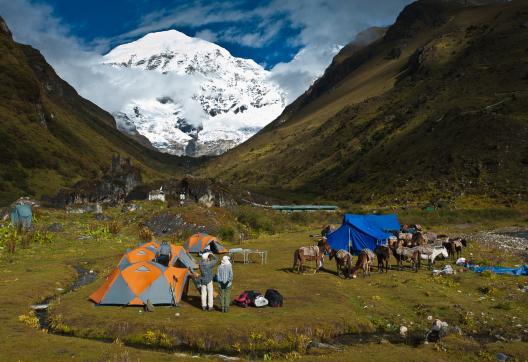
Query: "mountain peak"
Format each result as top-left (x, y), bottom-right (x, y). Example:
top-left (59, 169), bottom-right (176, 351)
top-left (104, 29), bottom-right (230, 64)
top-left (102, 29), bottom-right (285, 157)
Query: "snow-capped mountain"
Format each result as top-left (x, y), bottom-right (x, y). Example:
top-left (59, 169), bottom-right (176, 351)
top-left (103, 30), bottom-right (286, 156)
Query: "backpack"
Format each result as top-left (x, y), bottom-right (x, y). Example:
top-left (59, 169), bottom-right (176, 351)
top-left (244, 290), bottom-right (263, 306)
top-left (234, 292), bottom-right (251, 308)
top-left (254, 295), bottom-right (268, 308)
top-left (265, 289), bottom-right (284, 307)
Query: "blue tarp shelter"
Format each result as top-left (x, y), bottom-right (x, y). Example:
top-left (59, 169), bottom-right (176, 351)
top-left (11, 204), bottom-right (32, 230)
top-left (326, 214), bottom-right (400, 255)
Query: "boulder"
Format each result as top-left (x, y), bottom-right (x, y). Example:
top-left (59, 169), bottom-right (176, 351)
top-left (47, 223), bottom-right (63, 232)
top-left (94, 213), bottom-right (110, 221)
top-left (141, 212), bottom-right (187, 236)
top-left (425, 319), bottom-right (449, 342)
top-left (66, 203), bottom-right (102, 214)
top-left (121, 203), bottom-right (138, 213)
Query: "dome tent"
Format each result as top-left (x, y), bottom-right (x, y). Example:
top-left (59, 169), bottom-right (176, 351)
top-left (90, 241), bottom-right (196, 306)
top-left (118, 241), bottom-right (198, 270)
top-left (183, 233), bottom-right (227, 254)
top-left (90, 261), bottom-right (189, 306)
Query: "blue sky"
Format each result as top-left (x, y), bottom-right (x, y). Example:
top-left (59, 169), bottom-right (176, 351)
top-left (44, 0), bottom-right (303, 68)
top-left (0, 0), bottom-right (413, 106)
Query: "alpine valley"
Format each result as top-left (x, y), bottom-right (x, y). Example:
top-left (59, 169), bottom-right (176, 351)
top-left (103, 30), bottom-right (286, 157)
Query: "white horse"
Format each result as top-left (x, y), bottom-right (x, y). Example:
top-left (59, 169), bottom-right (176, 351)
top-left (413, 245), bottom-right (448, 269)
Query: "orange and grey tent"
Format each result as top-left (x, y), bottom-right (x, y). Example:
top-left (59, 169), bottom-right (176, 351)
top-left (118, 242), bottom-right (198, 271)
top-left (89, 261), bottom-right (189, 306)
top-left (90, 241), bottom-right (196, 306)
top-left (184, 233), bottom-right (227, 254)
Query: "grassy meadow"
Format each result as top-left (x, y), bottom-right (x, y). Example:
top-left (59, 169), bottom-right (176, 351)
top-left (0, 202), bottom-right (527, 361)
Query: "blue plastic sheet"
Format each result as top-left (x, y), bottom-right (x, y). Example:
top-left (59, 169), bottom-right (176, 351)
top-left (467, 264), bottom-right (528, 276)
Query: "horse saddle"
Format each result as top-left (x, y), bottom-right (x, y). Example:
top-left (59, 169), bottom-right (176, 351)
top-left (301, 245), bottom-right (320, 257)
top-left (336, 250), bottom-right (350, 259)
top-left (452, 239), bottom-right (463, 248)
top-left (361, 248), bottom-right (376, 261)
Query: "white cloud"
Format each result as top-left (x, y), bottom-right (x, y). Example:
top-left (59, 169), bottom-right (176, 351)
top-left (194, 29), bottom-right (217, 42)
top-left (0, 0), bottom-right (207, 127)
top-left (0, 0), bottom-right (413, 114)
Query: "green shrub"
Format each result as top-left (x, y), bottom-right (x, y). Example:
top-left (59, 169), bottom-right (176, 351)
top-left (235, 207), bottom-right (279, 235)
top-left (218, 226), bottom-right (235, 242)
top-left (0, 225), bottom-right (20, 254)
top-left (138, 227), bottom-right (153, 242)
top-left (108, 220), bottom-right (121, 235)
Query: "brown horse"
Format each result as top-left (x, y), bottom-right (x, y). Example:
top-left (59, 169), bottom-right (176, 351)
top-left (392, 240), bottom-right (420, 272)
top-left (411, 232), bottom-right (427, 247)
top-left (329, 249), bottom-right (353, 278)
top-left (351, 249), bottom-right (375, 278)
top-left (293, 239), bottom-right (330, 274)
top-left (443, 237), bottom-right (466, 259)
top-left (374, 245), bottom-right (391, 273)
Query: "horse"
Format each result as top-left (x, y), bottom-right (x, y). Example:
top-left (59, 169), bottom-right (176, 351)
top-left (442, 237), bottom-right (466, 259)
top-left (374, 245), bottom-right (391, 273)
top-left (413, 245), bottom-right (448, 269)
top-left (411, 232), bottom-right (427, 247)
top-left (329, 249), bottom-right (353, 278)
top-left (393, 241), bottom-right (421, 272)
top-left (292, 239), bottom-right (331, 274)
top-left (351, 249), bottom-right (375, 278)
top-left (321, 225), bottom-right (334, 237)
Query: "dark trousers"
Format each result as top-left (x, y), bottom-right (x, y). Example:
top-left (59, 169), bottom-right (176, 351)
top-left (157, 254), bottom-right (170, 266)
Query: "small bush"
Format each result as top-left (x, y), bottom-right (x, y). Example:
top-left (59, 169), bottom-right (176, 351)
top-left (218, 226), bottom-right (235, 242)
top-left (108, 220), bottom-right (121, 235)
top-left (18, 312), bottom-right (39, 329)
top-left (0, 225), bottom-right (20, 254)
top-left (32, 230), bottom-right (53, 245)
top-left (86, 226), bottom-right (111, 240)
top-left (478, 286), bottom-right (497, 295)
top-left (138, 227), bottom-right (153, 242)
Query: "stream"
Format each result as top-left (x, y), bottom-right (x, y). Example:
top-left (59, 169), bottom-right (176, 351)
top-left (34, 265), bottom-right (97, 329)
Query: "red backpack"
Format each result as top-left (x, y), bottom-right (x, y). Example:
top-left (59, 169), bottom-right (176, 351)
top-left (234, 292), bottom-right (251, 307)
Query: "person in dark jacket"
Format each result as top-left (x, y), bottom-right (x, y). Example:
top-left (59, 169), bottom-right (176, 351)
top-left (156, 241), bottom-right (172, 266)
top-left (199, 252), bottom-right (217, 311)
top-left (215, 255), bottom-right (233, 313)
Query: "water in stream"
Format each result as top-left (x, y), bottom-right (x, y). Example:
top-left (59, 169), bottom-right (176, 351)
top-left (35, 266), bottom-right (97, 329)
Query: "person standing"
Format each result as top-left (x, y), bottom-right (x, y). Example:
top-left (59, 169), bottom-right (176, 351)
top-left (216, 255), bottom-right (233, 313)
top-left (199, 252), bottom-right (217, 311)
top-left (155, 240), bottom-right (172, 266)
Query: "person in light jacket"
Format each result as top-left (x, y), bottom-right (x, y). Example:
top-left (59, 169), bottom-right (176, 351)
top-left (199, 252), bottom-right (217, 311)
top-left (215, 255), bottom-right (233, 313)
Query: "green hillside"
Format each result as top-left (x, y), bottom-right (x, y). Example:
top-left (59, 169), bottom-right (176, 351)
top-left (0, 17), bottom-right (198, 205)
top-left (203, 0), bottom-right (528, 206)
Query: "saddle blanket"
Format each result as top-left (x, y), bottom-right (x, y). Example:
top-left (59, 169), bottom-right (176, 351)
top-left (361, 248), bottom-right (376, 261)
top-left (336, 249), bottom-right (350, 259)
top-left (300, 245), bottom-right (320, 257)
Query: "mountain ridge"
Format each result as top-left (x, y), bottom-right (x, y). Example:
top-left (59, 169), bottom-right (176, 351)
top-left (202, 0), bottom-right (528, 205)
top-left (0, 17), bottom-right (198, 205)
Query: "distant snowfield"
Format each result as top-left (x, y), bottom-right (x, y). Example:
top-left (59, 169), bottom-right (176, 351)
top-left (102, 30), bottom-right (286, 156)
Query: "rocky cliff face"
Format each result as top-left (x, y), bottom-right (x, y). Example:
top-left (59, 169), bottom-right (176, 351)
top-left (103, 30), bottom-right (286, 156)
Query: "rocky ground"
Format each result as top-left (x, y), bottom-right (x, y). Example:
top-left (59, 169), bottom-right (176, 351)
top-left (461, 228), bottom-right (528, 257)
